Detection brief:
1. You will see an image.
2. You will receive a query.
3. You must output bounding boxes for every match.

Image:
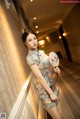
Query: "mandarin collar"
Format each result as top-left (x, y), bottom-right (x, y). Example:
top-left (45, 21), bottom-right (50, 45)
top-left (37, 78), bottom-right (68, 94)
top-left (29, 48), bottom-right (39, 54)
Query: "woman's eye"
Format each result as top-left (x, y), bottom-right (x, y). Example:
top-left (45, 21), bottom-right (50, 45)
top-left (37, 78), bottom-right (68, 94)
top-left (28, 39), bottom-right (32, 42)
top-left (34, 37), bottom-right (37, 40)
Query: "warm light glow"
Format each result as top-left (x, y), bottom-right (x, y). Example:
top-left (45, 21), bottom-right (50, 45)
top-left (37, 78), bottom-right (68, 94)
top-left (46, 36), bottom-right (50, 42)
top-left (0, 5), bottom-right (26, 84)
top-left (34, 17), bottom-right (36, 20)
top-left (27, 87), bottom-right (38, 119)
top-left (22, 28), bottom-right (24, 33)
top-left (35, 26), bottom-right (38, 28)
top-left (55, 20), bottom-right (63, 24)
top-left (41, 45), bottom-right (45, 48)
top-left (46, 36), bottom-right (49, 40)
top-left (63, 33), bottom-right (67, 36)
top-left (39, 40), bottom-right (45, 46)
top-left (59, 36), bottom-right (62, 39)
top-left (36, 31), bottom-right (39, 33)
top-left (30, 0), bottom-right (33, 2)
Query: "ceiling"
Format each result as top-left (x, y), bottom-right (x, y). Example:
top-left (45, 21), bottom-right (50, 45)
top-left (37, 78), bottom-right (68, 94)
top-left (19, 0), bottom-right (75, 36)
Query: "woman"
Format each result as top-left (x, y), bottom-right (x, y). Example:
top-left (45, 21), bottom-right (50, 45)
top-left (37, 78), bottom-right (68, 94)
top-left (22, 31), bottom-right (62, 119)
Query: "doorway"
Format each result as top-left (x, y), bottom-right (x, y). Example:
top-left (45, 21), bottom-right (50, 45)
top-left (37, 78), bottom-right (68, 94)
top-left (59, 25), bottom-right (72, 62)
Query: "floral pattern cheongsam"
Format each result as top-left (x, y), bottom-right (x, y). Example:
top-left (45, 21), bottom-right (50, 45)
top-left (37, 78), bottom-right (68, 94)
top-left (26, 49), bottom-right (60, 109)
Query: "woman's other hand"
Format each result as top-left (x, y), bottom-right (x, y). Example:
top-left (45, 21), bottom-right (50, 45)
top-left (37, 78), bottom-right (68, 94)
top-left (54, 67), bottom-right (60, 73)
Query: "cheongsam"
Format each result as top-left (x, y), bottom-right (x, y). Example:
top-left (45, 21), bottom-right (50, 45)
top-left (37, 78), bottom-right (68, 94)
top-left (26, 49), bottom-right (60, 109)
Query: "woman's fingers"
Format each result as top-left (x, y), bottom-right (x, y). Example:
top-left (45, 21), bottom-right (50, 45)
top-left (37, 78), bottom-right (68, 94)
top-left (54, 67), bottom-right (60, 73)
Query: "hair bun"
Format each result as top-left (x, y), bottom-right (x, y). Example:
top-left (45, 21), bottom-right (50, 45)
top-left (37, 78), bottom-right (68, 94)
top-left (22, 32), bottom-right (29, 42)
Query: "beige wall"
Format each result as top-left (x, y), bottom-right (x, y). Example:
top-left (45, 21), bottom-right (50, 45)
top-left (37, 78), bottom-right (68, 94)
top-left (62, 4), bottom-right (80, 63)
top-left (0, 2), bottom-right (32, 117)
top-left (0, 2), bottom-right (45, 119)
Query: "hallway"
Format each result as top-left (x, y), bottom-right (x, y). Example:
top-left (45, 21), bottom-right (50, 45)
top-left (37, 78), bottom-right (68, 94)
top-left (47, 60), bottom-right (80, 119)
top-left (0, 1), bottom-right (80, 119)
top-left (57, 60), bottom-right (80, 119)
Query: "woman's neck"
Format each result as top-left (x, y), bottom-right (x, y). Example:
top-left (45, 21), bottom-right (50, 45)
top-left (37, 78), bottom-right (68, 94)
top-left (29, 48), bottom-right (38, 51)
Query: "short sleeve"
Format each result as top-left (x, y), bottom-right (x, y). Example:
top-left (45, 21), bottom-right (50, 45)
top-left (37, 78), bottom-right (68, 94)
top-left (26, 56), bottom-right (36, 66)
top-left (39, 50), bottom-right (45, 54)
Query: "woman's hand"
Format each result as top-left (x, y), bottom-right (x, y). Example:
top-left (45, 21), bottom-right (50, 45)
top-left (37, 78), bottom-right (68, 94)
top-left (54, 67), bottom-right (60, 73)
top-left (50, 93), bottom-right (57, 101)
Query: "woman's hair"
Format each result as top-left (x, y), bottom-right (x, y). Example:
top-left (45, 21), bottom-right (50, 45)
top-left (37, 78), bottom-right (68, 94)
top-left (22, 31), bottom-right (37, 48)
top-left (22, 31), bottom-right (36, 43)
top-left (22, 32), bottom-right (30, 43)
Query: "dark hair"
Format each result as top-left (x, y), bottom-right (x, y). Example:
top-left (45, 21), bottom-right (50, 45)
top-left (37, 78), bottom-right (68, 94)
top-left (22, 32), bottom-right (30, 43)
top-left (22, 31), bottom-right (37, 48)
top-left (22, 31), bottom-right (36, 43)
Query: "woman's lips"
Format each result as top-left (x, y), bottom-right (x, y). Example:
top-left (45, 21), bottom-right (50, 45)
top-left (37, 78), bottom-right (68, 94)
top-left (33, 44), bottom-right (37, 46)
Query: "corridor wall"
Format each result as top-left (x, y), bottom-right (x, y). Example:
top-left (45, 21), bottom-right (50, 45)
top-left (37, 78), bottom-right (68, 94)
top-left (61, 4), bottom-right (80, 63)
top-left (0, 1), bottom-right (39, 118)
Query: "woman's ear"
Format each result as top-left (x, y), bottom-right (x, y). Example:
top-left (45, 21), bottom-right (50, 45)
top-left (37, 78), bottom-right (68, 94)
top-left (24, 42), bottom-right (26, 46)
top-left (24, 42), bottom-right (28, 48)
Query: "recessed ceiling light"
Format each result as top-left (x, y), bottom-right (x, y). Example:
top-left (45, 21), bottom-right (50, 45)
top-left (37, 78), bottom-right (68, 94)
top-left (35, 26), bottom-right (38, 28)
top-left (59, 36), bottom-right (62, 39)
top-left (34, 17), bottom-right (36, 20)
top-left (30, 0), bottom-right (33, 2)
top-left (36, 31), bottom-right (39, 33)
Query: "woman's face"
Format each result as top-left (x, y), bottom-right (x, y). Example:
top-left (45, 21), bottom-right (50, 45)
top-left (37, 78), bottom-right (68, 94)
top-left (25, 33), bottom-right (38, 49)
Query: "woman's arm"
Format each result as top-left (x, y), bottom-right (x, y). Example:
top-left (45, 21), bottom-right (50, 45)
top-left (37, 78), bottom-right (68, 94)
top-left (30, 64), bottom-right (57, 101)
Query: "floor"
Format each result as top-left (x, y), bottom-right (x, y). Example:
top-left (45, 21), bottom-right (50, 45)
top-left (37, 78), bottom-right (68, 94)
top-left (47, 60), bottom-right (80, 119)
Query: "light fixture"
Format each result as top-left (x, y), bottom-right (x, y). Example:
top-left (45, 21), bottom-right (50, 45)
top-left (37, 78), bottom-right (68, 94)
top-left (39, 40), bottom-right (45, 46)
top-left (36, 31), bottom-right (39, 33)
top-left (46, 36), bottom-right (50, 42)
top-left (35, 26), bottom-right (38, 28)
top-left (30, 0), bottom-right (33, 2)
top-left (63, 33), bottom-right (67, 36)
top-left (46, 36), bottom-right (49, 40)
top-left (59, 36), bottom-right (62, 39)
top-left (34, 17), bottom-right (36, 20)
